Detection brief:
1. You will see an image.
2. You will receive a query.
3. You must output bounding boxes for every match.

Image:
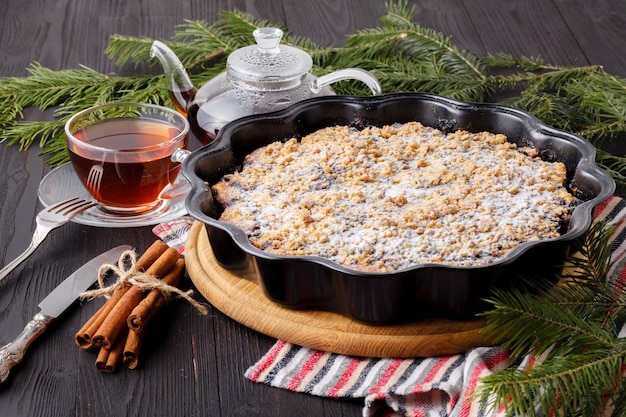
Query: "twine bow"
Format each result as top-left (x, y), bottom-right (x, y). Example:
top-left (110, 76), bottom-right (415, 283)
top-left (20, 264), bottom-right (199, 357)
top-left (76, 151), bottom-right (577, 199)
top-left (80, 250), bottom-right (208, 315)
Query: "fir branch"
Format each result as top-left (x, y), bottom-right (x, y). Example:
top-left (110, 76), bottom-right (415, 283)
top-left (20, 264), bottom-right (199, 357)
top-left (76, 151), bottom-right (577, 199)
top-left (171, 19), bottom-right (233, 69)
top-left (477, 221), bottom-right (626, 416)
top-left (1, 120), bottom-right (64, 151)
top-left (501, 66), bottom-right (625, 145)
top-left (0, 62), bottom-right (166, 162)
top-left (382, 1), bottom-right (485, 79)
top-left (218, 9), bottom-right (286, 45)
top-left (0, 64), bottom-right (107, 122)
top-left (345, 16), bottom-right (485, 80)
top-left (481, 350), bottom-right (623, 417)
top-left (106, 27), bottom-right (228, 71)
top-left (572, 73), bottom-right (626, 145)
top-left (103, 35), bottom-right (158, 69)
top-left (481, 53), bottom-right (549, 72)
top-left (565, 219), bottom-right (615, 283)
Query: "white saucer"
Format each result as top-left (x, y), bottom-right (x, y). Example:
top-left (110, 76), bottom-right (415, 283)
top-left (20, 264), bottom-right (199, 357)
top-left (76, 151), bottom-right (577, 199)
top-left (38, 163), bottom-right (188, 228)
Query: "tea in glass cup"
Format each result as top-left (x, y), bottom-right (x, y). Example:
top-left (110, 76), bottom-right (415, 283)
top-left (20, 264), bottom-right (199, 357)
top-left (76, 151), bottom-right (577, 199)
top-left (65, 102), bottom-right (190, 214)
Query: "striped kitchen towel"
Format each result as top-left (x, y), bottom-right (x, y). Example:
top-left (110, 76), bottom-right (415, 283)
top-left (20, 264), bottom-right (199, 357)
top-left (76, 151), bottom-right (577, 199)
top-left (245, 341), bottom-right (518, 416)
top-left (155, 196), bottom-right (626, 416)
top-left (152, 215), bottom-right (195, 254)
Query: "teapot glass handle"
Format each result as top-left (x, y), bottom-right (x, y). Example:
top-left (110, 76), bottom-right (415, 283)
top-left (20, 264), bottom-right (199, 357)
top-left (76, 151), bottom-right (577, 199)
top-left (310, 68), bottom-right (382, 95)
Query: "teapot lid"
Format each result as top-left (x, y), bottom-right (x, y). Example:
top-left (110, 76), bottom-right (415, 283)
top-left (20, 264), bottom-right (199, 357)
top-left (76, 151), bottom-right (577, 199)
top-left (227, 28), bottom-right (313, 87)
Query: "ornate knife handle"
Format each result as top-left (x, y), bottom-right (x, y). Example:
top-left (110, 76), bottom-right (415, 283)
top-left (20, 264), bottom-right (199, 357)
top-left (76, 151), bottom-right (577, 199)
top-left (0, 314), bottom-right (53, 383)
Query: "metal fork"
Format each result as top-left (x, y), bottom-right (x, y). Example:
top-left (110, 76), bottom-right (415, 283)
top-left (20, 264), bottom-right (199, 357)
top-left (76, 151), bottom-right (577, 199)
top-left (0, 197), bottom-right (97, 283)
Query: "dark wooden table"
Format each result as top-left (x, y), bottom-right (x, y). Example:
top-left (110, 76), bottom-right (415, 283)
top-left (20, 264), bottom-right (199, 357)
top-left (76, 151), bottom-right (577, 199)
top-left (0, 1), bottom-right (624, 416)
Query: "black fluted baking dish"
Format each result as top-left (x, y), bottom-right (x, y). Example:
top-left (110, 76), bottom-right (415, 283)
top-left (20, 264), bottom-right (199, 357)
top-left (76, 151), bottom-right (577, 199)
top-left (182, 92), bottom-right (615, 325)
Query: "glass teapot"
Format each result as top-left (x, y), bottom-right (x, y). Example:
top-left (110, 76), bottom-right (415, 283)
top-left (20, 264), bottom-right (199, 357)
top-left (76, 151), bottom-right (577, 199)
top-left (150, 28), bottom-right (381, 145)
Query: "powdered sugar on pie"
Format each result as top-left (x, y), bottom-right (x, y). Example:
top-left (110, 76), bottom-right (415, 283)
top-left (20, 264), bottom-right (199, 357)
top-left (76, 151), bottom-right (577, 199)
top-left (212, 122), bottom-right (576, 272)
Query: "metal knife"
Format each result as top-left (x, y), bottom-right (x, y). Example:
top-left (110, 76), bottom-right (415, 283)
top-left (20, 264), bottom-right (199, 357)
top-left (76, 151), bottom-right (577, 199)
top-left (0, 244), bottom-right (132, 383)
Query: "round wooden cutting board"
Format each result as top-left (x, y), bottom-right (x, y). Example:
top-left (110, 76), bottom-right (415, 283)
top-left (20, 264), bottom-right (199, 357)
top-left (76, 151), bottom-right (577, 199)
top-left (185, 221), bottom-right (492, 358)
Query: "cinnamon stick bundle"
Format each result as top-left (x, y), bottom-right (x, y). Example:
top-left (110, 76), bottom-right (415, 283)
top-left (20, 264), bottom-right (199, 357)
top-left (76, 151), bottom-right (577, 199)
top-left (75, 240), bottom-right (169, 349)
top-left (92, 246), bottom-right (180, 349)
top-left (74, 239), bottom-right (196, 373)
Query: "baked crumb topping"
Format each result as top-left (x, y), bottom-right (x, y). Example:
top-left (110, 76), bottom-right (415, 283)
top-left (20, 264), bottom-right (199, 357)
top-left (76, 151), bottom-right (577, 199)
top-left (212, 122), bottom-right (576, 272)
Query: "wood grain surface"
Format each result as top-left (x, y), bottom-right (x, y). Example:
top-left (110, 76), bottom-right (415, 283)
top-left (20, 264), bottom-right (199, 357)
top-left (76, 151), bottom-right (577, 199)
top-left (0, 1), bottom-right (624, 416)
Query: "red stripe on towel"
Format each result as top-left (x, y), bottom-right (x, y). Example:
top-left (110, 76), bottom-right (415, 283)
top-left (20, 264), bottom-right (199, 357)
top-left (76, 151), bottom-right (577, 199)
top-left (459, 350), bottom-right (510, 417)
top-left (369, 359), bottom-right (404, 397)
top-left (447, 393), bottom-right (460, 413)
top-left (246, 340), bottom-right (288, 382)
top-left (287, 350), bottom-right (325, 391)
top-left (412, 356), bottom-right (455, 393)
top-left (594, 196), bottom-right (621, 220)
top-left (328, 358), bottom-right (361, 397)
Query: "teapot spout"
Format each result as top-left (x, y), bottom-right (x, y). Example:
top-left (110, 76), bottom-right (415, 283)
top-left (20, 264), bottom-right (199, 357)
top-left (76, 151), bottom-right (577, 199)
top-left (150, 40), bottom-right (197, 115)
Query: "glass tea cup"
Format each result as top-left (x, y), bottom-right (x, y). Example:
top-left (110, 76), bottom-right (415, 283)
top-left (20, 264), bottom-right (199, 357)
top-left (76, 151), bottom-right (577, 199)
top-left (65, 102), bottom-right (190, 214)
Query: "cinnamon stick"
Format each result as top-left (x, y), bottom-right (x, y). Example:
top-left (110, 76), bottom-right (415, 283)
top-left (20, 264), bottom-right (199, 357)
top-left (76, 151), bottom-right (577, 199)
top-left (96, 327), bottom-right (128, 373)
top-left (122, 330), bottom-right (146, 369)
top-left (77, 288), bottom-right (129, 349)
top-left (133, 240), bottom-right (171, 272)
top-left (75, 305), bottom-right (105, 349)
top-left (95, 345), bottom-right (110, 371)
top-left (75, 240), bottom-right (169, 349)
top-left (92, 246), bottom-right (181, 349)
top-left (127, 259), bottom-right (185, 333)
